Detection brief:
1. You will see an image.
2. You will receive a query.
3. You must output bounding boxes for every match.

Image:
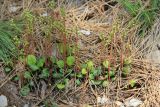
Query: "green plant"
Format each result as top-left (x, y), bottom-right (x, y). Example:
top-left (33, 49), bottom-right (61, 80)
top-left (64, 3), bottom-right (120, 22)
top-left (26, 55), bottom-right (45, 71)
top-left (90, 80), bottom-right (102, 85)
top-left (39, 68), bottom-right (50, 78)
top-left (89, 66), bottom-right (104, 86)
top-left (24, 71), bottom-right (32, 79)
top-left (56, 78), bottom-right (69, 90)
top-left (52, 72), bottom-right (63, 79)
top-left (76, 79), bottom-right (81, 85)
top-left (129, 79), bottom-right (136, 88)
top-left (122, 66), bottom-right (131, 75)
top-left (66, 56), bottom-right (75, 66)
top-left (50, 56), bottom-right (56, 64)
top-left (87, 60), bottom-right (94, 70)
top-left (117, 0), bottom-right (160, 36)
top-left (26, 55), bottom-right (36, 65)
top-left (56, 83), bottom-right (65, 90)
top-left (4, 66), bottom-right (12, 74)
top-left (81, 68), bottom-right (87, 75)
top-left (76, 72), bottom-right (83, 78)
top-left (122, 57), bottom-right (132, 75)
top-left (22, 9), bottom-right (35, 34)
top-left (48, 0), bottom-right (56, 9)
top-left (20, 85), bottom-right (30, 96)
top-left (102, 81), bottom-right (109, 87)
top-left (0, 20), bottom-right (22, 62)
top-left (105, 69), bottom-right (115, 79)
top-left (103, 60), bottom-right (109, 68)
top-left (57, 60), bottom-right (64, 69)
top-left (124, 58), bottom-right (132, 65)
top-left (37, 57), bottom-right (45, 68)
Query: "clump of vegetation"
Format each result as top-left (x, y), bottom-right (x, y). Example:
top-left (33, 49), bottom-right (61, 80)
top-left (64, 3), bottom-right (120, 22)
top-left (1, 0), bottom-right (159, 106)
top-left (118, 0), bottom-right (160, 35)
top-left (0, 20), bottom-right (22, 62)
top-left (12, 5), bottom-right (138, 96)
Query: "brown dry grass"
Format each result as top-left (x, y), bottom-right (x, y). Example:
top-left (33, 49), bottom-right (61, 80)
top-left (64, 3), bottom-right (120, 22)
top-left (0, 0), bottom-right (160, 107)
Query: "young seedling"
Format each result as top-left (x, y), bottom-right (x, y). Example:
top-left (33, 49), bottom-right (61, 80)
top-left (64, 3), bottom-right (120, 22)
top-left (105, 68), bottom-right (115, 79)
top-left (12, 75), bottom-right (19, 81)
top-left (76, 79), bottom-right (81, 86)
top-left (56, 83), bottom-right (65, 90)
top-left (26, 55), bottom-right (39, 71)
top-left (39, 68), bottom-right (50, 78)
top-left (87, 60), bottom-right (94, 70)
top-left (20, 85), bottom-right (30, 96)
top-left (102, 81), bottom-right (109, 87)
top-left (52, 72), bottom-right (63, 79)
top-left (122, 57), bottom-right (132, 76)
top-left (129, 79), bottom-right (136, 88)
top-left (122, 66), bottom-right (131, 75)
top-left (103, 60), bottom-right (109, 68)
top-left (124, 57), bottom-right (132, 66)
top-left (4, 67), bottom-right (12, 74)
top-left (24, 71), bottom-right (32, 79)
top-left (56, 78), bottom-right (69, 90)
top-left (56, 60), bottom-right (64, 69)
top-left (26, 55), bottom-right (36, 65)
top-left (90, 80), bottom-right (102, 85)
top-left (66, 56), bottom-right (75, 66)
top-left (50, 56), bottom-right (56, 64)
top-left (81, 68), bottom-right (87, 75)
top-left (37, 57), bottom-right (45, 68)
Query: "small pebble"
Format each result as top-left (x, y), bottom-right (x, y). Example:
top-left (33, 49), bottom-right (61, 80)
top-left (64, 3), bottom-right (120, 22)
top-left (0, 95), bottom-right (8, 107)
top-left (124, 98), bottom-right (142, 107)
top-left (79, 30), bottom-right (91, 36)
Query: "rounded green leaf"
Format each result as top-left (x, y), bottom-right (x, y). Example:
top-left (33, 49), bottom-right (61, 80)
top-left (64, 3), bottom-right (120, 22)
top-left (109, 70), bottom-right (115, 77)
top-left (81, 64), bottom-right (87, 68)
top-left (102, 81), bottom-right (108, 87)
top-left (87, 60), bottom-right (94, 70)
top-left (70, 73), bottom-right (75, 77)
top-left (103, 60), bottom-right (109, 68)
top-left (50, 56), bottom-right (56, 64)
top-left (77, 73), bottom-right (83, 78)
top-left (40, 68), bottom-right (50, 78)
top-left (37, 57), bottom-right (45, 68)
top-left (20, 85), bottom-right (30, 96)
top-left (66, 69), bottom-right (72, 73)
top-left (57, 60), bottom-right (64, 68)
top-left (91, 80), bottom-right (102, 85)
top-left (29, 80), bottom-right (34, 86)
top-left (26, 55), bottom-right (36, 65)
top-left (53, 73), bottom-right (63, 78)
top-left (129, 79), bottom-right (136, 87)
top-left (56, 83), bottom-right (65, 90)
top-left (67, 56), bottom-right (75, 66)
top-left (76, 79), bottom-right (81, 85)
top-left (64, 78), bottom-right (69, 84)
top-left (81, 68), bottom-right (87, 75)
top-left (89, 74), bottom-right (94, 80)
top-left (12, 75), bottom-right (19, 81)
top-left (24, 71), bottom-right (32, 79)
top-left (93, 69), bottom-right (101, 76)
top-left (4, 67), bottom-right (11, 73)
top-left (29, 64), bottom-right (39, 71)
top-left (59, 68), bottom-right (64, 73)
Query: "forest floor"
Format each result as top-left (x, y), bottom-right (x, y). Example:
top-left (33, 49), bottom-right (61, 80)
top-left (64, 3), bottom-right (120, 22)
top-left (0, 0), bottom-right (160, 107)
